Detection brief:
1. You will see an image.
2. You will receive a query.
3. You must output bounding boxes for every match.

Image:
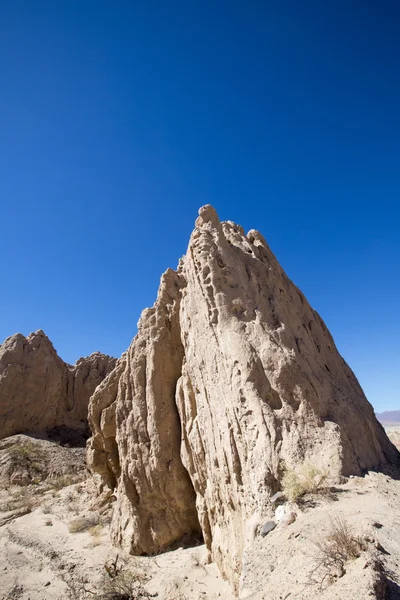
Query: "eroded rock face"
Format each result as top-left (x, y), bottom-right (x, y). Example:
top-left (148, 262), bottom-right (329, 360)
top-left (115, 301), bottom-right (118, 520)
top-left (88, 205), bottom-right (399, 590)
top-left (88, 270), bottom-right (201, 554)
top-left (0, 330), bottom-right (116, 440)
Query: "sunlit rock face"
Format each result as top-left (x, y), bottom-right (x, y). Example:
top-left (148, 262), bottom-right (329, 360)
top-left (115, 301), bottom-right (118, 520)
top-left (0, 330), bottom-right (116, 440)
top-left (88, 205), bottom-right (399, 590)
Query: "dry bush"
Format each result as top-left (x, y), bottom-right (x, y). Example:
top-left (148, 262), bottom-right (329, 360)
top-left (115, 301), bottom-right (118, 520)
top-left (89, 523), bottom-right (103, 536)
top-left (3, 583), bottom-right (24, 599)
top-left (49, 473), bottom-right (85, 491)
top-left (62, 556), bottom-right (152, 600)
top-left (4, 441), bottom-right (47, 483)
top-left (163, 580), bottom-right (188, 600)
top-left (1, 485), bottom-right (39, 512)
top-left (68, 515), bottom-right (98, 533)
top-left (97, 570), bottom-right (151, 600)
top-left (88, 523), bottom-right (103, 547)
top-left (282, 463), bottom-right (329, 503)
top-left (97, 556), bottom-right (152, 600)
top-left (9, 440), bottom-right (41, 460)
top-left (41, 501), bottom-right (53, 514)
top-left (309, 514), bottom-right (366, 588)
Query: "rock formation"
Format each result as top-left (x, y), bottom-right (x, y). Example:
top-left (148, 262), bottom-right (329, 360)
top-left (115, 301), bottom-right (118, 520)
top-left (88, 205), bottom-right (399, 591)
top-left (0, 330), bottom-right (116, 440)
top-left (88, 271), bottom-right (201, 553)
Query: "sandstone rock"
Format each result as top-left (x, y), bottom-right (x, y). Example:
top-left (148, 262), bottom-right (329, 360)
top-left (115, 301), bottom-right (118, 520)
top-left (88, 270), bottom-right (201, 554)
top-left (70, 351), bottom-right (117, 426)
top-left (88, 205), bottom-right (399, 591)
top-left (0, 330), bottom-right (116, 440)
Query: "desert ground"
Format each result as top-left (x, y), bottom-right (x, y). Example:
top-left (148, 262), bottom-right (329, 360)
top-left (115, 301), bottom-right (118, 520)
top-left (1, 434), bottom-right (400, 600)
top-left (0, 435), bottom-right (233, 600)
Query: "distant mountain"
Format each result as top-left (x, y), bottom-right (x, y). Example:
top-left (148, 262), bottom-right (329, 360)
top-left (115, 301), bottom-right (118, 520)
top-left (376, 410), bottom-right (400, 426)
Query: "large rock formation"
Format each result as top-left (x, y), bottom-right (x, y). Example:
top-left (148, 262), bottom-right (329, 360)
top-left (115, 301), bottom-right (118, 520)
top-left (88, 205), bottom-right (399, 591)
top-left (0, 330), bottom-right (116, 440)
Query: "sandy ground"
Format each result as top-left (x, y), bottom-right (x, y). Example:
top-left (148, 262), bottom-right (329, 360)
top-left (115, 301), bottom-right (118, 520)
top-left (240, 472), bottom-right (400, 599)
top-left (0, 437), bottom-right (233, 600)
top-left (1, 435), bottom-right (400, 599)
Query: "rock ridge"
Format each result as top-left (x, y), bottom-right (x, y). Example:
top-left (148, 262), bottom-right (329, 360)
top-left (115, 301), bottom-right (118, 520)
top-left (0, 330), bottom-right (116, 440)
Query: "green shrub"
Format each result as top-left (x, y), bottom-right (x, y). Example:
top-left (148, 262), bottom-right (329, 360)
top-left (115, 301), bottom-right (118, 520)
top-left (282, 462), bottom-right (329, 502)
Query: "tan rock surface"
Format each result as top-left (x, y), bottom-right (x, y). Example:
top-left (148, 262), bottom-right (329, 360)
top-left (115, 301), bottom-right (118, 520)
top-left (88, 269), bottom-right (201, 554)
top-left (0, 330), bottom-right (116, 440)
top-left (88, 205), bottom-right (399, 591)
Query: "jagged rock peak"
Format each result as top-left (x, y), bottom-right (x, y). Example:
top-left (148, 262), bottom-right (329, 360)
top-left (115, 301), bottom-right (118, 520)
top-left (88, 205), bottom-right (399, 592)
top-left (0, 331), bottom-right (116, 440)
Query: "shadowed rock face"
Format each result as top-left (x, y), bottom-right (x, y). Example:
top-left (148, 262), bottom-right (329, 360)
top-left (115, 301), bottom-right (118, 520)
top-left (88, 205), bottom-right (399, 590)
top-left (88, 270), bottom-right (201, 554)
top-left (0, 330), bottom-right (116, 440)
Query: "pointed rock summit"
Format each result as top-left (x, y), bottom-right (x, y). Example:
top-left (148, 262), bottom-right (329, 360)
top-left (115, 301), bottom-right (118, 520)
top-left (88, 205), bottom-right (399, 590)
top-left (0, 330), bottom-right (116, 440)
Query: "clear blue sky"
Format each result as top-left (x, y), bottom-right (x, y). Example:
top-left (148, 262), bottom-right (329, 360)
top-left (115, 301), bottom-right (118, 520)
top-left (1, 1), bottom-right (399, 411)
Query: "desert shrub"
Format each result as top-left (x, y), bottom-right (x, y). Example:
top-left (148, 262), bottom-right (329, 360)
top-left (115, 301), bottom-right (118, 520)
top-left (4, 441), bottom-right (48, 484)
top-left (97, 570), bottom-right (151, 600)
top-left (41, 501), bottom-right (53, 514)
top-left (5, 583), bottom-right (24, 599)
top-left (282, 462), bottom-right (329, 503)
top-left (4, 485), bottom-right (38, 512)
top-left (9, 440), bottom-right (40, 460)
top-left (98, 556), bottom-right (151, 600)
top-left (88, 523), bottom-right (103, 547)
top-left (49, 473), bottom-right (85, 490)
top-left (68, 515), bottom-right (98, 533)
top-left (89, 523), bottom-right (103, 536)
top-left (163, 581), bottom-right (188, 600)
top-left (63, 557), bottom-right (152, 600)
top-left (309, 514), bottom-right (366, 588)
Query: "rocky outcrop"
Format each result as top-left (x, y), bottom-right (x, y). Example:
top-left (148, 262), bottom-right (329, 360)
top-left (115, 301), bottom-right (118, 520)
top-left (88, 270), bottom-right (201, 553)
top-left (0, 330), bottom-right (116, 440)
top-left (88, 205), bottom-right (399, 591)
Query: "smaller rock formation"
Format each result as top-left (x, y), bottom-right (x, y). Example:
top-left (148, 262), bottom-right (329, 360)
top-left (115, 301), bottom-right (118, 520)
top-left (0, 330), bottom-right (116, 440)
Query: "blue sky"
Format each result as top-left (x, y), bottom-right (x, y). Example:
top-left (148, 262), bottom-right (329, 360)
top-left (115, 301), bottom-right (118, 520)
top-left (1, 1), bottom-right (399, 411)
